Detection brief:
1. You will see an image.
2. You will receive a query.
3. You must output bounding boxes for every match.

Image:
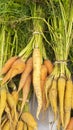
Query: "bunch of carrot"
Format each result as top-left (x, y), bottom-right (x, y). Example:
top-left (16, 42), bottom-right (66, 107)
top-left (44, 0), bottom-right (73, 129)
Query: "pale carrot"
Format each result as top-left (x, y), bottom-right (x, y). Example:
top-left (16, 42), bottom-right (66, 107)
top-left (18, 57), bottom-right (33, 92)
top-left (58, 76), bottom-right (66, 127)
top-left (1, 56), bottom-right (18, 74)
top-left (41, 64), bottom-right (47, 110)
top-left (44, 59), bottom-right (53, 74)
top-left (20, 74), bottom-right (31, 114)
top-left (64, 79), bottom-right (72, 129)
top-left (49, 78), bottom-right (58, 120)
top-left (33, 48), bottom-right (42, 119)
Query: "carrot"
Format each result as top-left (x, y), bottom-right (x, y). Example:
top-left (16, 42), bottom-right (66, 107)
top-left (49, 78), bottom-right (58, 120)
top-left (21, 112), bottom-right (37, 128)
top-left (1, 56), bottom-right (18, 75)
top-left (20, 74), bottom-right (31, 114)
top-left (41, 65), bottom-right (47, 110)
top-left (2, 59), bottom-right (25, 85)
top-left (0, 87), bottom-right (7, 123)
top-left (18, 57), bottom-right (33, 92)
top-left (2, 120), bottom-right (10, 130)
top-left (58, 76), bottom-right (66, 127)
top-left (44, 59), bottom-right (53, 74)
top-left (33, 48), bottom-right (42, 119)
top-left (17, 120), bottom-right (24, 130)
top-left (64, 79), bottom-right (72, 129)
top-left (7, 92), bottom-right (18, 122)
top-left (66, 117), bottom-right (73, 130)
top-left (5, 103), bottom-right (12, 124)
top-left (45, 76), bottom-right (53, 109)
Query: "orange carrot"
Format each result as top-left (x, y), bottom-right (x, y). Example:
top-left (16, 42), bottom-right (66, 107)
top-left (2, 59), bottom-right (25, 85)
top-left (41, 65), bottom-right (47, 110)
top-left (44, 59), bottom-right (53, 74)
top-left (66, 117), bottom-right (73, 130)
top-left (18, 57), bottom-right (33, 92)
top-left (20, 74), bottom-right (31, 114)
top-left (1, 56), bottom-right (18, 74)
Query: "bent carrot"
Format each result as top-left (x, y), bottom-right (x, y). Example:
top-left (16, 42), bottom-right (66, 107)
top-left (20, 74), bottom-right (31, 114)
top-left (44, 59), bottom-right (53, 74)
top-left (33, 48), bottom-right (42, 119)
top-left (64, 79), bottom-right (72, 129)
top-left (41, 65), bottom-right (47, 110)
top-left (66, 117), bottom-right (73, 130)
top-left (18, 57), bottom-right (33, 92)
top-left (1, 56), bottom-right (18, 74)
top-left (58, 76), bottom-right (66, 127)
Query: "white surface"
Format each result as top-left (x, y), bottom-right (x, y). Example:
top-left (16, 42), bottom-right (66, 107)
top-left (30, 96), bottom-right (57, 130)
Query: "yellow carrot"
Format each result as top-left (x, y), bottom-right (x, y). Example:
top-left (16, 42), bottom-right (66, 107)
top-left (45, 76), bottom-right (53, 109)
top-left (7, 92), bottom-right (17, 121)
top-left (64, 79), bottom-right (72, 129)
top-left (58, 76), bottom-right (66, 127)
top-left (21, 112), bottom-right (37, 128)
top-left (1, 56), bottom-right (18, 74)
top-left (33, 48), bottom-right (42, 119)
top-left (20, 74), bottom-right (31, 114)
top-left (18, 57), bottom-right (33, 92)
top-left (49, 78), bottom-right (58, 120)
top-left (71, 83), bottom-right (73, 109)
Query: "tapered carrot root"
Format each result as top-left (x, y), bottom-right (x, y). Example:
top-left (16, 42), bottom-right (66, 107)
top-left (0, 87), bottom-right (7, 123)
top-left (33, 48), bottom-right (42, 119)
top-left (18, 57), bottom-right (33, 92)
top-left (1, 56), bottom-right (18, 75)
top-left (64, 79), bottom-right (72, 129)
top-left (41, 65), bottom-right (47, 110)
top-left (17, 120), bottom-right (24, 130)
top-left (44, 59), bottom-right (53, 74)
top-left (66, 117), bottom-right (73, 130)
top-left (49, 78), bottom-right (58, 120)
top-left (58, 76), bottom-right (66, 127)
top-left (21, 112), bottom-right (37, 128)
top-left (20, 74), bottom-right (31, 114)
